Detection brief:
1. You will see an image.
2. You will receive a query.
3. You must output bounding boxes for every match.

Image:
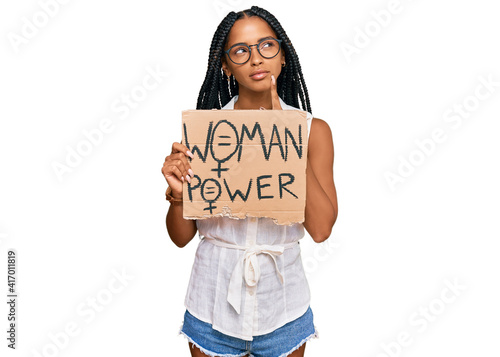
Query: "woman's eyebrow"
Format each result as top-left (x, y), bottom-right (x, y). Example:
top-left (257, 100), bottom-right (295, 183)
top-left (228, 36), bottom-right (275, 47)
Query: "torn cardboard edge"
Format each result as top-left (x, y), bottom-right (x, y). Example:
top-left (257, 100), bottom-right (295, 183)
top-left (183, 209), bottom-right (305, 226)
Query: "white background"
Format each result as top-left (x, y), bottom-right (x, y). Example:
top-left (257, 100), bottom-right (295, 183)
top-left (1, 0), bottom-right (499, 356)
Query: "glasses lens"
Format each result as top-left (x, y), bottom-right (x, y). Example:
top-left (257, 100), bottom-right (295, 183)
top-left (229, 45), bottom-right (250, 64)
top-left (259, 39), bottom-right (280, 58)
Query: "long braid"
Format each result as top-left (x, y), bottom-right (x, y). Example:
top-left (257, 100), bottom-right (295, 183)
top-left (197, 12), bottom-right (238, 109)
top-left (250, 6), bottom-right (311, 113)
top-left (196, 6), bottom-right (312, 114)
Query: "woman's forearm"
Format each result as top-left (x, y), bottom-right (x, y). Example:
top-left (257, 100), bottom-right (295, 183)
top-left (303, 159), bottom-right (337, 242)
top-left (166, 202), bottom-right (197, 248)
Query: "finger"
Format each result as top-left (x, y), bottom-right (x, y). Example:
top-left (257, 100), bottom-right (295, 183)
top-left (168, 158), bottom-right (191, 183)
top-left (270, 74), bottom-right (282, 110)
top-left (163, 164), bottom-right (185, 183)
top-left (172, 152), bottom-right (194, 179)
top-left (171, 142), bottom-right (194, 159)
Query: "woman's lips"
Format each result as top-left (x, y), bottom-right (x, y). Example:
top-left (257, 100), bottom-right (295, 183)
top-left (250, 71), bottom-right (269, 80)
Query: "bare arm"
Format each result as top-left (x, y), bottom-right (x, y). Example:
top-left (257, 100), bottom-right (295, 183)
top-left (266, 77), bottom-right (337, 242)
top-left (166, 196), bottom-right (197, 248)
top-left (162, 142), bottom-right (198, 247)
top-left (303, 118), bottom-right (338, 242)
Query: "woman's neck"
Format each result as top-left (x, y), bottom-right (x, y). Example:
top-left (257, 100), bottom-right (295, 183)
top-left (234, 89), bottom-right (274, 110)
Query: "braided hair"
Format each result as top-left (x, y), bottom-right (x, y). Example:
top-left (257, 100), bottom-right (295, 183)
top-left (196, 6), bottom-right (312, 114)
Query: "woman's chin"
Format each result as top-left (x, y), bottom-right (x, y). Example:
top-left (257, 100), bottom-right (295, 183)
top-left (239, 82), bottom-right (272, 95)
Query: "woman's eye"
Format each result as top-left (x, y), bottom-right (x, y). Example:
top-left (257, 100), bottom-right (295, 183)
top-left (233, 47), bottom-right (248, 56)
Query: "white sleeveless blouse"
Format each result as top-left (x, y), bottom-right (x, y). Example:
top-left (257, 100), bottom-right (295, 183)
top-left (183, 95), bottom-right (313, 341)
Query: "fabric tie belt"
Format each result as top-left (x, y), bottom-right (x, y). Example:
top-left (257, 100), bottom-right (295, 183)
top-left (202, 236), bottom-right (298, 314)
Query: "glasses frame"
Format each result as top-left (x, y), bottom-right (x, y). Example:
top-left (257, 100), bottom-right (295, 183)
top-left (224, 38), bottom-right (283, 65)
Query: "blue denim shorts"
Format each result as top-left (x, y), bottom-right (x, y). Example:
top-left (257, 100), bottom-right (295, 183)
top-left (178, 306), bottom-right (318, 357)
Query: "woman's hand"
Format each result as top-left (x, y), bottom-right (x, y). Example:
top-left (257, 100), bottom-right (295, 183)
top-left (270, 74), bottom-right (282, 110)
top-left (163, 142), bottom-right (198, 248)
top-left (161, 142), bottom-right (194, 198)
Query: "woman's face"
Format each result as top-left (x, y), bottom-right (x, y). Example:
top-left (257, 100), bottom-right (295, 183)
top-left (222, 16), bottom-right (285, 94)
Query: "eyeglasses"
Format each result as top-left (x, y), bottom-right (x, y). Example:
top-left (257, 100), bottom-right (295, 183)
top-left (224, 37), bottom-right (283, 65)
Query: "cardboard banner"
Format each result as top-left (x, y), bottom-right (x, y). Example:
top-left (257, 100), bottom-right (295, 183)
top-left (182, 109), bottom-right (308, 225)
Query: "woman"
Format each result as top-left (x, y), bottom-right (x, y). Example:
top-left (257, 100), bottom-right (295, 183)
top-left (162, 6), bottom-right (338, 357)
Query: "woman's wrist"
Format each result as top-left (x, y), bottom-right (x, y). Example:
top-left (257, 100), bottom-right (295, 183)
top-left (172, 190), bottom-right (182, 199)
top-left (166, 186), bottom-right (183, 204)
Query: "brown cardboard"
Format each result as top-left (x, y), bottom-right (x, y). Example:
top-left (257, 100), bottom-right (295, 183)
top-left (182, 109), bottom-right (308, 225)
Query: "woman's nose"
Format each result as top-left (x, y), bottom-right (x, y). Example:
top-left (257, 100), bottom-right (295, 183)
top-left (249, 47), bottom-right (264, 65)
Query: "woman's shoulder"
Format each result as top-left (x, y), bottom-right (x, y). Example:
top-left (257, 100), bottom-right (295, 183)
top-left (310, 117), bottom-right (332, 137)
top-left (309, 117), bottom-right (333, 152)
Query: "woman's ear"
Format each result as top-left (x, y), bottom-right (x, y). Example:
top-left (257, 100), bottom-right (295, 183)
top-left (221, 59), bottom-right (231, 77)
